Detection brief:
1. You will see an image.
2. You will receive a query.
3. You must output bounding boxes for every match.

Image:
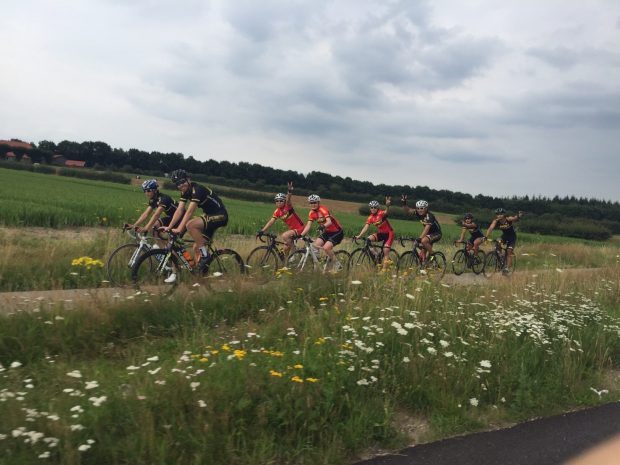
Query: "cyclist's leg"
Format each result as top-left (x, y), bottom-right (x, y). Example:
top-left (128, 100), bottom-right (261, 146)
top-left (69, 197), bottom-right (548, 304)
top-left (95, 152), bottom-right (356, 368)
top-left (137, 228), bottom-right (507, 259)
top-left (154, 218), bottom-right (167, 247)
top-left (472, 237), bottom-right (483, 256)
top-left (420, 236), bottom-right (432, 261)
top-left (505, 238), bottom-right (516, 270)
top-left (187, 217), bottom-right (206, 263)
top-left (282, 229), bottom-right (298, 255)
top-left (380, 232), bottom-right (394, 269)
top-left (324, 230), bottom-right (344, 270)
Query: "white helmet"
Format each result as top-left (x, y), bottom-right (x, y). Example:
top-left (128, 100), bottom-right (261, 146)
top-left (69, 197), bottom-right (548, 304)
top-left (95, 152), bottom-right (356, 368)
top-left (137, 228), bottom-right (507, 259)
top-left (415, 200), bottom-right (429, 209)
top-left (368, 200), bottom-right (380, 208)
top-left (308, 194), bottom-right (321, 203)
top-left (274, 193), bottom-right (286, 201)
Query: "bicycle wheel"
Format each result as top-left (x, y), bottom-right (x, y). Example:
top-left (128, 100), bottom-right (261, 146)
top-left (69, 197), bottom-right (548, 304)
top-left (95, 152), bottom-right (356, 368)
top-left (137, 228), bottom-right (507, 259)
top-left (349, 248), bottom-right (376, 271)
top-left (245, 246), bottom-right (280, 277)
top-left (333, 250), bottom-right (351, 273)
top-left (131, 248), bottom-right (185, 292)
top-left (203, 249), bottom-right (245, 278)
top-left (451, 250), bottom-right (467, 275)
top-left (397, 251), bottom-right (421, 275)
top-left (472, 250), bottom-right (486, 275)
top-left (287, 249), bottom-right (311, 272)
top-left (425, 252), bottom-right (446, 280)
top-left (484, 253), bottom-right (500, 277)
top-left (107, 243), bottom-right (144, 286)
top-left (385, 249), bottom-right (400, 269)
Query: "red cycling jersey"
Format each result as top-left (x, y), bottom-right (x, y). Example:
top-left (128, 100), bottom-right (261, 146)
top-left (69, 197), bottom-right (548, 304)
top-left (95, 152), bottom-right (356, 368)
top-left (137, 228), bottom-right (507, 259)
top-left (273, 205), bottom-right (304, 234)
top-left (366, 209), bottom-right (393, 234)
top-left (308, 205), bottom-right (341, 233)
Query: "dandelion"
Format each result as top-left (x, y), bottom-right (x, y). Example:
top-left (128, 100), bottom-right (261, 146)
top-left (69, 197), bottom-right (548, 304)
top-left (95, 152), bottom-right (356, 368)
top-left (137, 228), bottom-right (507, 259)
top-left (293, 364), bottom-right (303, 369)
top-left (270, 370), bottom-right (283, 377)
top-left (306, 378), bottom-right (319, 383)
top-left (291, 376), bottom-right (304, 383)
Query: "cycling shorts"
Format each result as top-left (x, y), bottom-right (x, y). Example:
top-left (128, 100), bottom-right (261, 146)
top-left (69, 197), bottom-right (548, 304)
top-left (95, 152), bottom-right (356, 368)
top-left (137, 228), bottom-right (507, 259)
top-left (501, 235), bottom-right (517, 250)
top-left (425, 233), bottom-right (442, 244)
top-left (319, 229), bottom-right (344, 246)
top-left (200, 213), bottom-right (228, 240)
top-left (467, 231), bottom-right (484, 246)
top-left (375, 231), bottom-right (395, 248)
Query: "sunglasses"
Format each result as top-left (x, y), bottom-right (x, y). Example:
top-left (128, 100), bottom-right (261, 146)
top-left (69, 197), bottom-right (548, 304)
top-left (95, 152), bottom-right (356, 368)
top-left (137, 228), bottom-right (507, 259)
top-left (143, 189), bottom-right (156, 193)
top-left (175, 179), bottom-right (188, 187)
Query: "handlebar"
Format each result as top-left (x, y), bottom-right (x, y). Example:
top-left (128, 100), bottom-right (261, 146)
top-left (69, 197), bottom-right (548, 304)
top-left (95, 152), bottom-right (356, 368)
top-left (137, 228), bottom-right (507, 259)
top-left (256, 231), bottom-right (277, 243)
top-left (398, 236), bottom-right (420, 248)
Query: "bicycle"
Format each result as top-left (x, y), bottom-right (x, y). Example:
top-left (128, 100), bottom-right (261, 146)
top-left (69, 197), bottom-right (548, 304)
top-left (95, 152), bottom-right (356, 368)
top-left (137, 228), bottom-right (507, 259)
top-left (106, 224), bottom-right (157, 286)
top-left (348, 237), bottom-right (400, 272)
top-left (245, 232), bottom-right (290, 276)
top-left (397, 237), bottom-right (446, 280)
top-left (287, 236), bottom-right (350, 274)
top-left (483, 239), bottom-right (515, 277)
top-left (131, 231), bottom-right (245, 292)
top-left (451, 240), bottom-right (486, 275)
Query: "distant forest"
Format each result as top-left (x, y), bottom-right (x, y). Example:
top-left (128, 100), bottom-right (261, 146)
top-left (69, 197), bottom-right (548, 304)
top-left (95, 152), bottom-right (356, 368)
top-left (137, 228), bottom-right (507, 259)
top-left (2, 138), bottom-right (620, 240)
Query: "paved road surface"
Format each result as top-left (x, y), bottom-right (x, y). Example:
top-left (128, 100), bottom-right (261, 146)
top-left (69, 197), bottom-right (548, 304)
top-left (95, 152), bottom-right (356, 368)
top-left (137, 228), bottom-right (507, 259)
top-left (356, 403), bottom-right (620, 465)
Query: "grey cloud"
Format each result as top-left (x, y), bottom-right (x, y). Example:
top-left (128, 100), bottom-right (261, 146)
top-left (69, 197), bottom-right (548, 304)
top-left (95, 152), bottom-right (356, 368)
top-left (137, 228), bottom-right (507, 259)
top-left (431, 151), bottom-right (511, 164)
top-left (527, 46), bottom-right (579, 69)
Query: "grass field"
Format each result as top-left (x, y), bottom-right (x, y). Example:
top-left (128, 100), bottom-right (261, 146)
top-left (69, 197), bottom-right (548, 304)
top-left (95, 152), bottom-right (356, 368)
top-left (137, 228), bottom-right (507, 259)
top-left (1, 168), bottom-right (619, 464)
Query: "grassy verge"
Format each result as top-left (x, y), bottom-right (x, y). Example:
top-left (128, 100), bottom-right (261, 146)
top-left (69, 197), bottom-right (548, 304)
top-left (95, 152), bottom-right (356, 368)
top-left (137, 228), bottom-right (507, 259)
top-left (1, 268), bottom-right (619, 464)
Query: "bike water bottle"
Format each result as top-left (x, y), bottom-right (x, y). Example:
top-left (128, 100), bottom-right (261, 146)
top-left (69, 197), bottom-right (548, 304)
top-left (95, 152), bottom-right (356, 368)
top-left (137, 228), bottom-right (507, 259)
top-left (182, 248), bottom-right (195, 266)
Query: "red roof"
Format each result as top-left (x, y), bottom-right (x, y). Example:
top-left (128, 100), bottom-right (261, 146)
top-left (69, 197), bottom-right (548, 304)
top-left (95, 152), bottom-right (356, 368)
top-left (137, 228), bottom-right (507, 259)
top-left (6, 151), bottom-right (16, 158)
top-left (0, 140), bottom-right (34, 150)
top-left (65, 160), bottom-right (86, 167)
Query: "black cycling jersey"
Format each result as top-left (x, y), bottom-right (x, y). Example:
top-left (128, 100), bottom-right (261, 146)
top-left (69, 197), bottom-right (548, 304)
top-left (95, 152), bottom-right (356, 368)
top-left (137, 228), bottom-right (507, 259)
top-left (414, 211), bottom-right (442, 235)
top-left (461, 220), bottom-right (483, 238)
top-left (148, 192), bottom-right (177, 218)
top-left (180, 182), bottom-right (227, 216)
top-left (497, 218), bottom-right (516, 239)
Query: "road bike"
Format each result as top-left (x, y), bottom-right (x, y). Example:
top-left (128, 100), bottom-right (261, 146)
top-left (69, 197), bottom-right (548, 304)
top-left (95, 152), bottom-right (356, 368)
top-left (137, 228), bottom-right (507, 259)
top-left (287, 236), bottom-right (350, 274)
top-left (397, 237), bottom-right (446, 280)
top-left (106, 225), bottom-right (157, 286)
top-left (348, 237), bottom-right (400, 272)
top-left (484, 239), bottom-right (515, 277)
top-left (245, 232), bottom-right (289, 276)
top-left (131, 231), bottom-right (245, 292)
top-left (451, 240), bottom-right (486, 275)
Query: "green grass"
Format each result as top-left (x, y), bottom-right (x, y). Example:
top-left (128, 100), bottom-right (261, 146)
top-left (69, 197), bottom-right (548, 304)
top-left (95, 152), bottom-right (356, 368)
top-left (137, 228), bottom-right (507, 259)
top-left (0, 270), bottom-right (618, 464)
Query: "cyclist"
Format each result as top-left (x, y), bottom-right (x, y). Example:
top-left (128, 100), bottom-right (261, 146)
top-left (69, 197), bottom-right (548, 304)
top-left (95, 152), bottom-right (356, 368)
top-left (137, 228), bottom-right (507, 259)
top-left (484, 208), bottom-right (524, 275)
top-left (355, 196), bottom-right (394, 270)
top-left (455, 213), bottom-right (484, 257)
top-left (299, 194), bottom-right (344, 272)
top-left (126, 179), bottom-right (178, 243)
top-left (401, 195), bottom-right (442, 264)
top-left (164, 169), bottom-right (228, 271)
top-left (256, 182), bottom-right (304, 257)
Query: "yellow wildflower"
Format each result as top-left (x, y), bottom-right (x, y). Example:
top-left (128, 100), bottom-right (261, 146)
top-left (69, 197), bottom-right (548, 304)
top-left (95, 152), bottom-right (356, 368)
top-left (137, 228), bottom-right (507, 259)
top-left (293, 364), bottom-right (304, 369)
top-left (233, 350), bottom-right (246, 360)
top-left (291, 376), bottom-right (304, 383)
top-left (270, 370), bottom-right (283, 377)
top-left (305, 378), bottom-right (319, 383)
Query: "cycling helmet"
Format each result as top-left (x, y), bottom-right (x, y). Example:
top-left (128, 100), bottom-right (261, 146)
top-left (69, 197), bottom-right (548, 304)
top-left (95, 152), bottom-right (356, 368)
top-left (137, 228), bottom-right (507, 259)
top-left (307, 194), bottom-right (321, 203)
top-left (415, 200), bottom-right (429, 209)
top-left (141, 179), bottom-right (159, 191)
top-left (494, 208), bottom-right (506, 215)
top-left (170, 169), bottom-right (189, 184)
top-left (368, 200), bottom-right (380, 208)
top-left (274, 193), bottom-right (287, 202)
top-left (463, 212), bottom-right (474, 219)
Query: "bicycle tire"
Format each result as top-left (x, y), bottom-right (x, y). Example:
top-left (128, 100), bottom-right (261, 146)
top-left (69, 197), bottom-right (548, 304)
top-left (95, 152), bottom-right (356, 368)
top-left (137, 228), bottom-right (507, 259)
top-left (349, 248), bottom-right (376, 271)
top-left (397, 250), bottom-right (421, 275)
top-left (451, 249), bottom-right (467, 275)
top-left (425, 252), bottom-right (446, 280)
top-left (106, 243), bottom-right (144, 286)
top-left (472, 250), bottom-right (486, 275)
top-left (333, 250), bottom-right (351, 273)
top-left (287, 249), bottom-right (310, 272)
top-left (484, 253), bottom-right (500, 277)
top-left (131, 248), bottom-right (184, 292)
top-left (246, 246), bottom-right (280, 276)
top-left (203, 249), bottom-right (245, 278)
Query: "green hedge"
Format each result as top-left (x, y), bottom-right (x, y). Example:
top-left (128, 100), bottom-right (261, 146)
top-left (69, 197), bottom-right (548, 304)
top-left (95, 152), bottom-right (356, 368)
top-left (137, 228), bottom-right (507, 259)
top-left (0, 160), bottom-right (131, 184)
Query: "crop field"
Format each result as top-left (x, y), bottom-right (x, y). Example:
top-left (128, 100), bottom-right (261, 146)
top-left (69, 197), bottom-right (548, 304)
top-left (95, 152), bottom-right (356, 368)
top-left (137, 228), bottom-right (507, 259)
top-left (0, 169), bottom-right (619, 464)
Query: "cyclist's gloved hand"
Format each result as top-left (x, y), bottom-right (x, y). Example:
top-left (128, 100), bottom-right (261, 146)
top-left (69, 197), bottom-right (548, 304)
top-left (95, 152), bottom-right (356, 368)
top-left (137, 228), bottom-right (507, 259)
top-left (256, 230), bottom-right (263, 238)
top-left (400, 194), bottom-right (408, 205)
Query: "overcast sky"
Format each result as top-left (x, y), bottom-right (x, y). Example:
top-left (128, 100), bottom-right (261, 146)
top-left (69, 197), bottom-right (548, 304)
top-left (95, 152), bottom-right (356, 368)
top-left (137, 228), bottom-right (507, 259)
top-left (2, 0), bottom-right (619, 200)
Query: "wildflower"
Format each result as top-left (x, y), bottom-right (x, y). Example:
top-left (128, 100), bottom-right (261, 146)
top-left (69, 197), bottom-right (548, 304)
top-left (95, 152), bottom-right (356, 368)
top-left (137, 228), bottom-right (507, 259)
top-left (89, 396), bottom-right (107, 407)
top-left (405, 293), bottom-right (415, 300)
top-left (10, 361), bottom-right (22, 369)
top-left (38, 452), bottom-right (51, 458)
top-left (78, 444), bottom-right (91, 452)
top-left (146, 356), bottom-right (159, 362)
top-left (66, 370), bottom-right (82, 378)
top-left (402, 356), bottom-right (410, 363)
top-left (70, 424), bottom-right (85, 431)
top-left (291, 376), bottom-right (304, 383)
top-left (190, 382), bottom-right (200, 391)
top-left (233, 350), bottom-right (246, 360)
top-left (270, 370), bottom-right (283, 377)
top-left (351, 280), bottom-right (362, 285)
top-left (306, 378), bottom-right (319, 383)
top-left (439, 340), bottom-right (450, 348)
top-left (198, 400), bottom-right (207, 408)
top-left (479, 360), bottom-right (492, 368)
top-left (426, 347), bottom-right (437, 355)
top-left (319, 297), bottom-right (329, 301)
top-left (469, 398), bottom-right (479, 407)
top-left (293, 364), bottom-right (304, 369)
top-left (84, 381), bottom-right (99, 390)
top-left (356, 378), bottom-right (369, 386)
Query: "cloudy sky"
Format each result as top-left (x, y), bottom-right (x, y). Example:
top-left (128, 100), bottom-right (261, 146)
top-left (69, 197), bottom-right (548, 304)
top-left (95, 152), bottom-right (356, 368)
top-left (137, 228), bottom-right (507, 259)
top-left (2, 0), bottom-right (620, 200)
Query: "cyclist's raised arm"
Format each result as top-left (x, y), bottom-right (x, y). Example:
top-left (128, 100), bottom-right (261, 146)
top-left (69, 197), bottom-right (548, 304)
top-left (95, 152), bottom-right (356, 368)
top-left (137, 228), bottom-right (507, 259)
top-left (401, 194), bottom-right (413, 215)
top-left (507, 211), bottom-right (525, 223)
top-left (286, 181), bottom-right (294, 207)
top-left (384, 196), bottom-right (392, 215)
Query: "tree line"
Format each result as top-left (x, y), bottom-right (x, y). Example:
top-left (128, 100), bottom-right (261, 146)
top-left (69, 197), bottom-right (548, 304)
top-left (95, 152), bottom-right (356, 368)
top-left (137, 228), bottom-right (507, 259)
top-left (2, 138), bottom-right (620, 240)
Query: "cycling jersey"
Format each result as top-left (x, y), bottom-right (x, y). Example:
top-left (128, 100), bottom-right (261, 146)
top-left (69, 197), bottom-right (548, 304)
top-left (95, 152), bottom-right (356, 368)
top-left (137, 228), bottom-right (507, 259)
top-left (148, 192), bottom-right (177, 218)
top-left (461, 220), bottom-right (483, 239)
top-left (273, 205), bottom-right (304, 233)
top-left (366, 210), bottom-right (393, 234)
top-left (180, 182), bottom-right (227, 216)
top-left (414, 211), bottom-right (441, 235)
top-left (497, 219), bottom-right (516, 238)
top-left (308, 206), bottom-right (341, 233)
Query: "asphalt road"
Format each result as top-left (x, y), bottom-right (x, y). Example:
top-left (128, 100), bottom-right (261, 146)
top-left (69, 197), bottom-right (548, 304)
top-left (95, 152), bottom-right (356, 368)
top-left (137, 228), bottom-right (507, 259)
top-left (356, 403), bottom-right (620, 465)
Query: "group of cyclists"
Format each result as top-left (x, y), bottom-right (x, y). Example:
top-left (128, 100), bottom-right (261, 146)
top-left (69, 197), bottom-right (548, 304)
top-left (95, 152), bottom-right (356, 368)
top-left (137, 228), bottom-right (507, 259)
top-left (127, 170), bottom-right (524, 277)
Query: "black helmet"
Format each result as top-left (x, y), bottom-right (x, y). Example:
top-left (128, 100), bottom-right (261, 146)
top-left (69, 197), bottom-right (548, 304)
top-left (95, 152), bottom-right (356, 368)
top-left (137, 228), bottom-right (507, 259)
top-left (170, 169), bottom-right (189, 184)
top-left (463, 212), bottom-right (474, 219)
top-left (494, 207), bottom-right (506, 215)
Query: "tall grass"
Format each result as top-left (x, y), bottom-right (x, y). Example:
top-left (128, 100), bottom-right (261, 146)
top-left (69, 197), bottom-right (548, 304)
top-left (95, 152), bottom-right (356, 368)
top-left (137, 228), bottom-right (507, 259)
top-left (1, 268), bottom-right (618, 464)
